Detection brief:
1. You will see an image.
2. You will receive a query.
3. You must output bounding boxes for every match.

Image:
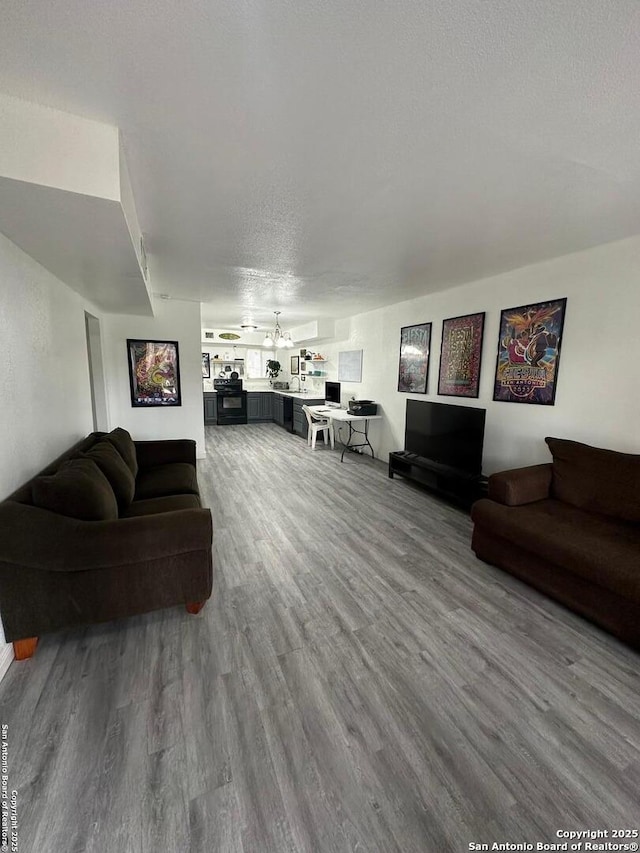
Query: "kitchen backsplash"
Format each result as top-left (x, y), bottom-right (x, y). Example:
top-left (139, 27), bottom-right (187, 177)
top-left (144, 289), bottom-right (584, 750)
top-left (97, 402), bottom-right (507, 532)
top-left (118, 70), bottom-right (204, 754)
top-left (204, 376), bottom-right (325, 393)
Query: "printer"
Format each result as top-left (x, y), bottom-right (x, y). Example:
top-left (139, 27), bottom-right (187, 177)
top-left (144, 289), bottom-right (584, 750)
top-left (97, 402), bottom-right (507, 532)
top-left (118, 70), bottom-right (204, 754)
top-left (348, 400), bottom-right (378, 416)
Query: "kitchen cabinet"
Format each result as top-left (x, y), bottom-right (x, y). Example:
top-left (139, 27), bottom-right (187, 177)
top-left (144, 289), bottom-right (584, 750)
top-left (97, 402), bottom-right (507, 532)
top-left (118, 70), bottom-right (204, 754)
top-left (205, 390), bottom-right (324, 433)
top-left (292, 397), bottom-right (324, 439)
top-left (203, 392), bottom-right (217, 424)
top-left (247, 393), bottom-right (260, 421)
top-left (247, 392), bottom-right (274, 422)
top-left (273, 393), bottom-right (285, 426)
top-left (260, 392), bottom-right (274, 420)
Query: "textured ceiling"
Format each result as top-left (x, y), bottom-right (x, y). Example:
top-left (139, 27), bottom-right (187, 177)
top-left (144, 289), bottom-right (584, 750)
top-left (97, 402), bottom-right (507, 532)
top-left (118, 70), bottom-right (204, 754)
top-left (2, 0), bottom-right (640, 329)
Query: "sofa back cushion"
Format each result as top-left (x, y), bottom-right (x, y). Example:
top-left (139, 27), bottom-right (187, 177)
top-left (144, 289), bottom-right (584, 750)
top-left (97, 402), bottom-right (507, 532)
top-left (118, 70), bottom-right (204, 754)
top-left (32, 458), bottom-right (118, 521)
top-left (5, 433), bottom-right (103, 506)
top-left (545, 437), bottom-right (640, 523)
top-left (104, 427), bottom-right (138, 477)
top-left (81, 440), bottom-right (135, 511)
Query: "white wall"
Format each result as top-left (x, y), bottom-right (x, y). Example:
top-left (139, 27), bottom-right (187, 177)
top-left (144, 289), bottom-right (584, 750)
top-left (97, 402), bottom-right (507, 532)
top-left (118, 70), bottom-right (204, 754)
top-left (103, 298), bottom-right (206, 456)
top-left (0, 233), bottom-right (96, 496)
top-left (320, 235), bottom-right (640, 473)
top-left (0, 232), bottom-right (98, 676)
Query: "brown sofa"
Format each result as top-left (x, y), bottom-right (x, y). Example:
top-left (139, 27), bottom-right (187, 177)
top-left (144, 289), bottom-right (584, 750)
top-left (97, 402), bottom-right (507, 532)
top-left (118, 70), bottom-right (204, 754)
top-left (471, 437), bottom-right (640, 649)
top-left (0, 428), bottom-right (213, 660)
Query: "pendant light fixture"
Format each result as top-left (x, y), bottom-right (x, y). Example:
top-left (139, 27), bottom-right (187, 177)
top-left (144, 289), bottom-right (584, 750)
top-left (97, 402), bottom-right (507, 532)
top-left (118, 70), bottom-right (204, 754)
top-left (263, 311), bottom-right (294, 348)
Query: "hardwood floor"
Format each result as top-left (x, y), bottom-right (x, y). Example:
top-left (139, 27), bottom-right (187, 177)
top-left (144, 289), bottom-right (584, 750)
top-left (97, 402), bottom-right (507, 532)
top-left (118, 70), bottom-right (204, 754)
top-left (1, 423), bottom-right (639, 852)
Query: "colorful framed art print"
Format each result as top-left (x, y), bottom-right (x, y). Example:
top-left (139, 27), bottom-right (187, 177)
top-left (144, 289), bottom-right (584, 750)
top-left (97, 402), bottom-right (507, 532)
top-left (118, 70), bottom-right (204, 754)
top-left (438, 312), bottom-right (485, 398)
top-left (127, 339), bottom-right (182, 407)
top-left (493, 298), bottom-right (567, 405)
top-left (398, 323), bottom-right (432, 393)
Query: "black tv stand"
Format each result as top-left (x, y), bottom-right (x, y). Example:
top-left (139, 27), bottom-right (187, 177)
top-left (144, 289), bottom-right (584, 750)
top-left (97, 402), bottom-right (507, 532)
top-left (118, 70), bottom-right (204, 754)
top-left (388, 451), bottom-right (486, 509)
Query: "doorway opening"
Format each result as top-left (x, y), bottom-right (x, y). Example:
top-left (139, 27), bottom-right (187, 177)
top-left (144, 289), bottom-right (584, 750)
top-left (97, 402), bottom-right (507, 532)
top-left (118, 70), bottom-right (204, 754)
top-left (85, 312), bottom-right (108, 432)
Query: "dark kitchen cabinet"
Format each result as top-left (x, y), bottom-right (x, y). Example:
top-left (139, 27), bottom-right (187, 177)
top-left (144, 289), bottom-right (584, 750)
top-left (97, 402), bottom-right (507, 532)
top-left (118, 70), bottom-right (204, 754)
top-left (247, 393), bottom-right (260, 421)
top-left (203, 393), bottom-right (217, 424)
top-left (260, 392), bottom-right (274, 420)
top-left (273, 393), bottom-right (285, 426)
top-left (247, 392), bottom-right (274, 422)
top-left (292, 397), bottom-right (324, 439)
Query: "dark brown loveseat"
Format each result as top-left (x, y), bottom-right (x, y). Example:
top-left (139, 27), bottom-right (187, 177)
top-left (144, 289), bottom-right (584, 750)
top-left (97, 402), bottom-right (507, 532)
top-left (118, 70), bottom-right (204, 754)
top-left (471, 437), bottom-right (640, 649)
top-left (0, 428), bottom-right (213, 660)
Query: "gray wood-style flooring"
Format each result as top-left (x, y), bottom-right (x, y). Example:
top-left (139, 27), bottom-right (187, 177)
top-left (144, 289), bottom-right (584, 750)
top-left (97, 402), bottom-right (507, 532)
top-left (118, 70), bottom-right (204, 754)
top-left (1, 423), bottom-right (639, 852)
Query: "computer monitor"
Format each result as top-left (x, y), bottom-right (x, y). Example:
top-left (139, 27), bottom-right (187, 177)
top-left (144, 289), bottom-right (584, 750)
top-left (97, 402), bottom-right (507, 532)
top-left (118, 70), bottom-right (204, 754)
top-left (325, 381), bottom-right (341, 407)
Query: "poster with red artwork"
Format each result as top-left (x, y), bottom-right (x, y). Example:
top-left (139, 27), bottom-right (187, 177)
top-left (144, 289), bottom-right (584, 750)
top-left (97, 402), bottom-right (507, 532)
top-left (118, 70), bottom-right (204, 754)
top-left (493, 298), bottom-right (567, 405)
top-left (438, 312), bottom-right (485, 398)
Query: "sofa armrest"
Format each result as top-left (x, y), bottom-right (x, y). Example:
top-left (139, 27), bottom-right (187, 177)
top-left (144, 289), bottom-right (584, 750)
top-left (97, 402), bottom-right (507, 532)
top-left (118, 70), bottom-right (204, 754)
top-left (488, 463), bottom-right (552, 506)
top-left (134, 439), bottom-right (197, 469)
top-left (0, 502), bottom-right (212, 572)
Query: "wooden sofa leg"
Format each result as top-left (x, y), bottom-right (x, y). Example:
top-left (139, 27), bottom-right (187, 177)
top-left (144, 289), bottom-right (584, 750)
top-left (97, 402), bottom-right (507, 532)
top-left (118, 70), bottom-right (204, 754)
top-left (13, 637), bottom-right (38, 660)
top-left (186, 601), bottom-right (206, 615)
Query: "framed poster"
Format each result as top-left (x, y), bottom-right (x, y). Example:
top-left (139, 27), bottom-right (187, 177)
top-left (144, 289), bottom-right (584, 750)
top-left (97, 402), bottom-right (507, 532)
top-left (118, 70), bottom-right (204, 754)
top-left (493, 298), bottom-right (567, 405)
top-left (127, 339), bottom-right (182, 407)
top-left (290, 355), bottom-right (300, 375)
top-left (202, 352), bottom-right (211, 379)
top-left (438, 312), bottom-right (485, 398)
top-left (338, 350), bottom-right (363, 382)
top-left (398, 323), bottom-right (431, 393)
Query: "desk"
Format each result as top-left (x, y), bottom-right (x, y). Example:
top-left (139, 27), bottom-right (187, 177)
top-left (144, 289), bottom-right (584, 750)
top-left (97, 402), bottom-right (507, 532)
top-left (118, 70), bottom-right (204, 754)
top-left (309, 407), bottom-right (382, 462)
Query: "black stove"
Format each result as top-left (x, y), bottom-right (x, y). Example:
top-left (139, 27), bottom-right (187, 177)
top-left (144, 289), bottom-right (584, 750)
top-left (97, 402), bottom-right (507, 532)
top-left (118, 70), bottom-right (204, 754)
top-left (214, 377), bottom-right (243, 392)
top-left (213, 378), bottom-right (247, 425)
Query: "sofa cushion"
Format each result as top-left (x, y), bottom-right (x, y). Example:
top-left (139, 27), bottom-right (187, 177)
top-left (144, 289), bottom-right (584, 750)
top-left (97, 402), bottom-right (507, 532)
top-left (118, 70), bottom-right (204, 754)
top-left (32, 458), bottom-right (118, 521)
top-left (81, 440), bottom-right (135, 511)
top-left (122, 494), bottom-right (202, 517)
top-left (104, 427), bottom-right (138, 477)
top-left (545, 437), bottom-right (640, 524)
top-left (134, 463), bottom-right (200, 501)
top-left (472, 497), bottom-right (640, 600)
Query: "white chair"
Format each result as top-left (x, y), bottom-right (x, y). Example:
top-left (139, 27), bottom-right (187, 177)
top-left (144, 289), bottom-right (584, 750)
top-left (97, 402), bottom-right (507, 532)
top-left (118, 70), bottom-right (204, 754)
top-left (302, 406), bottom-right (335, 450)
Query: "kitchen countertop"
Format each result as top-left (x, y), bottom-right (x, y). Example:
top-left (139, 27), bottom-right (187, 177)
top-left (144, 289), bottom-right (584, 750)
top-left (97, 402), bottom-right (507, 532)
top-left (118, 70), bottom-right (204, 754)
top-left (203, 389), bottom-right (321, 398)
top-left (272, 390), bottom-right (322, 398)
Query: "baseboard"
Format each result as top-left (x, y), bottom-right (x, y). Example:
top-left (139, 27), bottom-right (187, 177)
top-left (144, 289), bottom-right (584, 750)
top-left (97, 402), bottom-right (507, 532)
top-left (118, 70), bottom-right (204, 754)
top-left (0, 643), bottom-right (13, 683)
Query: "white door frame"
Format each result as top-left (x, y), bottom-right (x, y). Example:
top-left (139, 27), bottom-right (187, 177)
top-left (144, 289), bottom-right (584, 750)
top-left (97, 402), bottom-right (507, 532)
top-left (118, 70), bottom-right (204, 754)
top-left (85, 312), bottom-right (109, 432)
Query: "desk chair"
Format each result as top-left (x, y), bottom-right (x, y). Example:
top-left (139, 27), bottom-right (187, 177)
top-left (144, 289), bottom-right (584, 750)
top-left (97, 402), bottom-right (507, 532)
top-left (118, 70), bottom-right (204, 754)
top-left (302, 406), bottom-right (335, 450)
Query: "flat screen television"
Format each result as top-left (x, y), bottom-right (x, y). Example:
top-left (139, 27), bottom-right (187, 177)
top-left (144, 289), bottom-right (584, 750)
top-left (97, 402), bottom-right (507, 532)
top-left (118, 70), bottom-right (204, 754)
top-left (325, 381), bottom-right (341, 407)
top-left (405, 400), bottom-right (486, 475)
